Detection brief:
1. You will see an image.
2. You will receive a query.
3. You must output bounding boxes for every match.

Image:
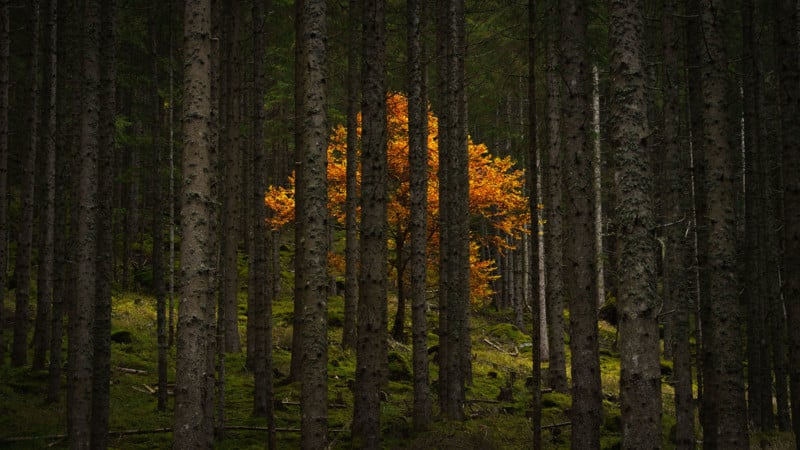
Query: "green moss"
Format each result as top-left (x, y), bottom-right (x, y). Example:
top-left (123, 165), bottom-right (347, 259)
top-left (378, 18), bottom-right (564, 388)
top-left (487, 323), bottom-right (531, 345)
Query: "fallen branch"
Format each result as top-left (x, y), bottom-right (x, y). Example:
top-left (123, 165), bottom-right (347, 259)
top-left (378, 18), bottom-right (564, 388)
top-left (541, 421), bottom-right (571, 430)
top-left (115, 366), bottom-right (147, 375)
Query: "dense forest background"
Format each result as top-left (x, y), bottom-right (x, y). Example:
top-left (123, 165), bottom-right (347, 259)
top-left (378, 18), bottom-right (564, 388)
top-left (0, 0), bottom-right (799, 448)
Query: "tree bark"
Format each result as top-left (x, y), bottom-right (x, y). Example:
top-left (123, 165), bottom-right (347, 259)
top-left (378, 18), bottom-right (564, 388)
top-left (608, 0), bottom-right (662, 446)
top-left (342, 0), bottom-right (360, 352)
top-left (559, 0), bottom-right (602, 447)
top-left (32, 0), bottom-right (58, 372)
top-left (528, 2), bottom-right (541, 448)
top-left (543, 10), bottom-right (567, 394)
top-left (0, 0), bottom-right (8, 367)
top-left (353, 0), bottom-right (387, 446)
top-left (174, 0), bottom-right (216, 447)
top-left (297, 0), bottom-right (329, 448)
top-left (775, 0), bottom-right (800, 443)
top-left (698, 0), bottom-right (749, 446)
top-left (11, 0), bottom-right (40, 368)
top-left (407, 0), bottom-right (431, 432)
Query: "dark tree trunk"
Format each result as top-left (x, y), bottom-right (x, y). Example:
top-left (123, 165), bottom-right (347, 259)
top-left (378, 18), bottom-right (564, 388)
top-left (609, 0), bottom-right (662, 446)
top-left (11, 0), bottom-right (40, 368)
top-left (699, 0), bottom-right (749, 447)
top-left (69, 0), bottom-right (100, 446)
top-left (775, 0), bottom-right (800, 443)
top-left (559, 0), bottom-right (602, 447)
top-left (543, 11), bottom-right (567, 394)
top-left (407, 0), bottom-right (431, 431)
top-left (662, 0), bottom-right (695, 446)
top-left (91, 1), bottom-right (116, 446)
top-left (174, 0), bottom-right (216, 447)
top-left (353, 0), bottom-right (387, 446)
top-left (297, 0), bottom-right (329, 448)
top-left (0, 0), bottom-right (7, 366)
top-left (148, 0), bottom-right (168, 411)
top-left (528, 2), bottom-right (541, 448)
top-left (391, 234), bottom-right (407, 342)
top-left (342, 0), bottom-right (360, 352)
top-left (437, 0), bottom-right (469, 422)
top-left (32, 0), bottom-right (58, 372)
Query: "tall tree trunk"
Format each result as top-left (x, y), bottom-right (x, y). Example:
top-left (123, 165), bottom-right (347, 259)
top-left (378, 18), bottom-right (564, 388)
top-left (91, 1), bottom-right (116, 446)
top-left (0, 0), bottom-right (8, 366)
top-left (699, 0), bottom-right (749, 446)
top-left (742, 0), bottom-right (773, 432)
top-left (289, 0), bottom-right (305, 383)
top-left (407, 0), bottom-right (431, 431)
top-left (11, 0), bottom-right (40, 368)
top-left (775, 0), bottom-right (800, 443)
top-left (342, 0), bottom-right (360, 352)
top-left (662, 0), bottom-right (695, 446)
top-left (559, 0), bottom-right (602, 447)
top-left (148, 0), bottom-right (168, 411)
top-left (543, 9), bottom-right (567, 394)
top-left (69, 0), bottom-right (100, 445)
top-left (391, 234), bottom-right (407, 342)
top-left (32, 0), bottom-right (58, 372)
top-left (220, 0), bottom-right (242, 354)
top-left (528, 2), bottom-right (541, 448)
top-left (437, 0), bottom-right (469, 421)
top-left (608, 0), bottom-right (662, 446)
top-left (298, 0), bottom-right (329, 447)
top-left (353, 0), bottom-right (387, 446)
top-left (174, 0), bottom-right (215, 447)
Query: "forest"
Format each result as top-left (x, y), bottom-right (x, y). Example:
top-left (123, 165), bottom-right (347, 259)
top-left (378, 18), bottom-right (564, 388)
top-left (0, 0), bottom-right (798, 448)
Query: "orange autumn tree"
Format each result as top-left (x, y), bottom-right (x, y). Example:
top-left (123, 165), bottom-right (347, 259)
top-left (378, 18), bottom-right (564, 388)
top-left (265, 92), bottom-right (529, 304)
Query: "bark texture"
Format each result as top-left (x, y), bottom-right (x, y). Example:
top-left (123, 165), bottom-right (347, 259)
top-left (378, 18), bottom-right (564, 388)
top-left (353, 0), bottom-right (387, 446)
top-left (0, 0), bottom-right (8, 366)
top-left (174, 1), bottom-right (216, 447)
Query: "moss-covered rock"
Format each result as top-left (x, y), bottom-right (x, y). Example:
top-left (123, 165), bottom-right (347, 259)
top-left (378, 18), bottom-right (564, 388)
top-left (487, 323), bottom-right (530, 345)
top-left (387, 351), bottom-right (412, 381)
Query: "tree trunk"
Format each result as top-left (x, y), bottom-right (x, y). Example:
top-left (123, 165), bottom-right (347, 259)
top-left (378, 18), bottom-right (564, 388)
top-left (528, 2), bottom-right (541, 447)
top-left (775, 0), bottom-right (800, 443)
top-left (32, 0), bottom-right (58, 372)
top-left (0, 0), bottom-right (8, 366)
top-left (297, 0), bottom-right (329, 448)
top-left (543, 13), bottom-right (567, 394)
top-left (699, 0), bottom-right (749, 446)
top-left (608, 0), bottom-right (662, 446)
top-left (91, 1), bottom-right (116, 446)
top-left (69, 0), bottom-right (100, 445)
top-left (661, 0), bottom-right (695, 446)
top-left (391, 234), bottom-right (407, 342)
top-left (407, 0), bottom-right (431, 431)
top-left (342, 0), bottom-right (360, 352)
top-left (174, 0), bottom-right (216, 447)
top-left (11, 0), bottom-right (40, 368)
top-left (559, 0), bottom-right (602, 447)
top-left (353, 0), bottom-right (387, 446)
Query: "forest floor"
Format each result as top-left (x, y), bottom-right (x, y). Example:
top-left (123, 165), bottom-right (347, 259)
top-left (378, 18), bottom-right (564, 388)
top-left (0, 289), bottom-right (795, 449)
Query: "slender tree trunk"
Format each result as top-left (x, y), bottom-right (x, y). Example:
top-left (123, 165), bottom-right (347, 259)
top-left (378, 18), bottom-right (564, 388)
top-left (543, 11), bottom-right (567, 394)
top-left (775, 0), bottom-right (800, 443)
top-left (298, 0), bottom-right (329, 447)
top-left (32, 0), bottom-right (57, 372)
top-left (11, 0), bottom-right (40, 368)
top-left (342, 0), bottom-right (360, 352)
top-left (391, 235), bottom-right (407, 342)
top-left (289, 0), bottom-right (305, 383)
top-left (0, 0), bottom-right (8, 366)
top-left (174, 0), bottom-right (215, 447)
top-left (353, 0), bottom-right (387, 446)
top-left (91, 1), bottom-right (116, 447)
top-left (148, 0), bottom-right (168, 411)
top-left (407, 0), bottom-right (431, 431)
top-left (699, 0), bottom-right (749, 447)
top-left (608, 0), bottom-right (662, 446)
top-left (661, 1), bottom-right (695, 446)
top-left (68, 0), bottom-right (100, 445)
top-left (528, 2), bottom-right (541, 447)
top-left (559, 0), bottom-right (602, 447)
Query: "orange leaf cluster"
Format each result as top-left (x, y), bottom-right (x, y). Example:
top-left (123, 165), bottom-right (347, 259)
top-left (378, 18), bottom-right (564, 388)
top-left (265, 92), bottom-right (529, 302)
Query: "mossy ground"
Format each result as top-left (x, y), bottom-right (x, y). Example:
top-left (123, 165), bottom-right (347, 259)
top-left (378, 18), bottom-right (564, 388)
top-left (1, 287), bottom-right (795, 448)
